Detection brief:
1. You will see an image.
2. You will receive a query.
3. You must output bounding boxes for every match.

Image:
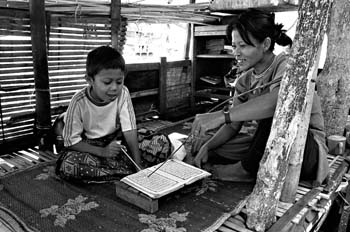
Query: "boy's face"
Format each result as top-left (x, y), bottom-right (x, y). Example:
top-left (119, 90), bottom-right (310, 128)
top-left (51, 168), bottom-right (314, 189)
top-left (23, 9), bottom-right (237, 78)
top-left (87, 68), bottom-right (124, 104)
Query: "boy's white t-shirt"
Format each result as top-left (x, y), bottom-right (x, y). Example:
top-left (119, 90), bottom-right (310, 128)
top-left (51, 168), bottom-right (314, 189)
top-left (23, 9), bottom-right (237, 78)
top-left (63, 85), bottom-right (136, 147)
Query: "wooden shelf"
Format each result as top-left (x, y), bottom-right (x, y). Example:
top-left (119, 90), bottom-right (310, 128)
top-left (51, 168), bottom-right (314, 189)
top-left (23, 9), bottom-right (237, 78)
top-left (196, 54), bottom-right (234, 59)
top-left (194, 25), bottom-right (227, 37)
top-left (195, 90), bottom-right (230, 100)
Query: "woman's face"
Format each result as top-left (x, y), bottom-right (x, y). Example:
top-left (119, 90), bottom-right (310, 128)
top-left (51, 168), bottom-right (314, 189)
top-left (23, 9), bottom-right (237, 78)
top-left (87, 68), bottom-right (124, 104)
top-left (231, 30), bottom-right (266, 72)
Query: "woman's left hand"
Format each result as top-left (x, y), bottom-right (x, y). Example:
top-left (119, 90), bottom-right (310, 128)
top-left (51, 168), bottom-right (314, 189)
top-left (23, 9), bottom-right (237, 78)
top-left (191, 111), bottom-right (223, 137)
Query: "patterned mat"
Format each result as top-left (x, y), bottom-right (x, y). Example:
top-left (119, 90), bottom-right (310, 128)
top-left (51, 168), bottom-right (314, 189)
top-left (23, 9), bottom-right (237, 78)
top-left (0, 163), bottom-right (253, 232)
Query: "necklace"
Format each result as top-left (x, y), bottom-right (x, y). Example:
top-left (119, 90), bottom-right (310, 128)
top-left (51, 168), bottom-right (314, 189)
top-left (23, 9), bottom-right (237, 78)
top-left (252, 55), bottom-right (276, 79)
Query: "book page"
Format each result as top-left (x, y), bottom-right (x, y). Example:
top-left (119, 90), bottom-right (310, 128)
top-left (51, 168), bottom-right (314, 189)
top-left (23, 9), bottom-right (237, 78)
top-left (155, 159), bottom-right (207, 181)
top-left (121, 169), bottom-right (184, 199)
top-left (121, 160), bottom-right (211, 199)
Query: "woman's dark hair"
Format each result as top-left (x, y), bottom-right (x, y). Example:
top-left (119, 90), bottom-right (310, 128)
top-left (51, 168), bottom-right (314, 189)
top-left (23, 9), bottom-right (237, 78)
top-left (86, 46), bottom-right (126, 79)
top-left (226, 9), bottom-right (292, 51)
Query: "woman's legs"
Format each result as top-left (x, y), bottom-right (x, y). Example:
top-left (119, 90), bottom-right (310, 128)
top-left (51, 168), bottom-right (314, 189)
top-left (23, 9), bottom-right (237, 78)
top-left (241, 117), bottom-right (319, 181)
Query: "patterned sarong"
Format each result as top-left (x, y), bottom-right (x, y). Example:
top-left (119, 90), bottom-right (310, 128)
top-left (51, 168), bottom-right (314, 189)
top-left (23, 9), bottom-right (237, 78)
top-left (56, 130), bottom-right (173, 182)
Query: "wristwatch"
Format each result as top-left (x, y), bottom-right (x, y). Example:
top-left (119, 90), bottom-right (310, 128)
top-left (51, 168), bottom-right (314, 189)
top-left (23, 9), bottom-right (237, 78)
top-left (223, 106), bottom-right (231, 124)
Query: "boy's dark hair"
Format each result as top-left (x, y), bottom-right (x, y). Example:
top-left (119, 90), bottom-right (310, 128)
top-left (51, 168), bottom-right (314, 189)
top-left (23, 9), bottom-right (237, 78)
top-left (86, 46), bottom-right (126, 78)
top-left (226, 9), bottom-right (292, 52)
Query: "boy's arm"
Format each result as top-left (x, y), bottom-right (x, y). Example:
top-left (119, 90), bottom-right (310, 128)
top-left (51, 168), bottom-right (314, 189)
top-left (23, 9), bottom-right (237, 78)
top-left (68, 141), bottom-right (106, 157)
top-left (123, 129), bottom-right (142, 167)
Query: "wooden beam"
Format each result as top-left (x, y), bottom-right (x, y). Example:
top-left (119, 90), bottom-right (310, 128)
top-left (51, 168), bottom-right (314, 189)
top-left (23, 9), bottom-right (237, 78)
top-left (110, 0), bottom-right (121, 51)
top-left (29, 0), bottom-right (52, 151)
top-left (245, 0), bottom-right (332, 231)
top-left (185, 0), bottom-right (195, 60)
top-left (209, 0), bottom-right (298, 11)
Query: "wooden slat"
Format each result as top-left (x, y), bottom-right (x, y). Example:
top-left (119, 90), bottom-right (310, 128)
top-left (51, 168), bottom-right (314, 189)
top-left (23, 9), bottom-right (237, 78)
top-left (1, 155), bottom-right (24, 169)
top-left (218, 225), bottom-right (237, 232)
top-left (223, 220), bottom-right (253, 232)
top-left (267, 188), bottom-right (322, 232)
top-left (48, 40), bottom-right (110, 45)
top-left (0, 8), bottom-right (29, 19)
top-left (50, 27), bottom-right (111, 35)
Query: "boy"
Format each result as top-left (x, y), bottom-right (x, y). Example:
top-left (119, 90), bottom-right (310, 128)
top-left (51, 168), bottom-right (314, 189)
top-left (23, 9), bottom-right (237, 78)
top-left (56, 46), bottom-right (141, 181)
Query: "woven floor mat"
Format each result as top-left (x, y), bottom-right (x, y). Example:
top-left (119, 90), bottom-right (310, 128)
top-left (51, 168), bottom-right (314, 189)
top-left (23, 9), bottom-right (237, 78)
top-left (0, 163), bottom-right (253, 232)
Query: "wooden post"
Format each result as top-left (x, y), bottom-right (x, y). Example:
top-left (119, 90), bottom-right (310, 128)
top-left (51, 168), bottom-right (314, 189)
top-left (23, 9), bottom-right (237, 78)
top-left (29, 0), bottom-right (52, 151)
top-left (111, 0), bottom-right (121, 51)
top-left (184, 0), bottom-right (195, 60)
top-left (318, 0), bottom-right (350, 136)
top-left (245, 0), bottom-right (332, 231)
top-left (159, 57), bottom-right (167, 117)
top-left (190, 24), bottom-right (197, 113)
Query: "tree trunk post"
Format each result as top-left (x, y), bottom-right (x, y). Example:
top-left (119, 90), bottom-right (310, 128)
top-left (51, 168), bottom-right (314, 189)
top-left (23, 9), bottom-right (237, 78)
top-left (280, 47), bottom-right (323, 203)
top-left (245, 0), bottom-right (332, 231)
top-left (318, 0), bottom-right (350, 137)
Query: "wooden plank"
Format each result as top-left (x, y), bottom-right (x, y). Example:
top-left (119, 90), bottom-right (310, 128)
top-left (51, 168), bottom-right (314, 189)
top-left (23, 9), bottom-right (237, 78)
top-left (29, 149), bottom-right (55, 161)
top-left (224, 220), bottom-right (253, 232)
top-left (0, 8), bottom-right (29, 18)
top-left (167, 60), bottom-right (191, 68)
top-left (267, 188), bottom-right (322, 232)
top-left (0, 155), bottom-right (23, 169)
top-left (127, 63), bottom-right (160, 72)
top-left (209, 0), bottom-right (298, 11)
top-left (130, 88), bottom-right (158, 98)
top-left (15, 151), bottom-right (39, 163)
top-left (0, 162), bottom-right (14, 173)
top-left (324, 161), bottom-right (348, 193)
top-left (9, 153), bottom-right (34, 167)
top-left (159, 57), bottom-right (167, 116)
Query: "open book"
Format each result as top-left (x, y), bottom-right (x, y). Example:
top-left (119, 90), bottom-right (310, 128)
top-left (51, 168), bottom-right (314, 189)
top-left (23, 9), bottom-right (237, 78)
top-left (121, 159), bottom-right (211, 199)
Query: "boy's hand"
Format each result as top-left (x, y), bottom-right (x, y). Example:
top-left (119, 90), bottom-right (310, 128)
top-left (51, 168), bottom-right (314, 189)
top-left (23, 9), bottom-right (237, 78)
top-left (101, 141), bottom-right (125, 158)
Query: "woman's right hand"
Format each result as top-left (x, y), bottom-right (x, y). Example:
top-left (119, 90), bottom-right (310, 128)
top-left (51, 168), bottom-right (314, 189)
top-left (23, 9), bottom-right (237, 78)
top-left (193, 143), bottom-right (209, 168)
top-left (191, 135), bottom-right (209, 154)
top-left (102, 141), bottom-right (125, 158)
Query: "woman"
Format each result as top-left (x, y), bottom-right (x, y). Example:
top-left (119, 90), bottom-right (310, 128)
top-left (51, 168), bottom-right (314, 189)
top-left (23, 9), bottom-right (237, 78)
top-left (191, 9), bottom-right (328, 185)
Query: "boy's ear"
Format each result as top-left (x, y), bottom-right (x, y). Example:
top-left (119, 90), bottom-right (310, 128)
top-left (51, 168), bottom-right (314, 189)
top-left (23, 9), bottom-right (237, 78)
top-left (85, 75), bottom-right (93, 84)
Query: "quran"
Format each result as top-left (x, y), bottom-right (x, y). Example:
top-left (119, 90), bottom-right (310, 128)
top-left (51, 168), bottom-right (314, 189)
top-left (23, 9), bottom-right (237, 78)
top-left (121, 159), bottom-right (211, 199)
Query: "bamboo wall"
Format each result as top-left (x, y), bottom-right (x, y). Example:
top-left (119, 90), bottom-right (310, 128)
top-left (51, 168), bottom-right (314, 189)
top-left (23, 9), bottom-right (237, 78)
top-left (0, 7), bottom-right (192, 154)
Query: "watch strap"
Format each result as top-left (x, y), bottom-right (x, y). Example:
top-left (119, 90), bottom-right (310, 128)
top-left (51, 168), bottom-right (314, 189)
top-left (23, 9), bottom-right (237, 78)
top-left (223, 107), bottom-right (231, 124)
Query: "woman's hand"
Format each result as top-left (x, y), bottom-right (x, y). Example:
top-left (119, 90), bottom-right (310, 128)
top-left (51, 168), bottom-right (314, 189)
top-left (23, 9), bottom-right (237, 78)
top-left (191, 134), bottom-right (210, 154)
top-left (102, 141), bottom-right (125, 158)
top-left (193, 143), bottom-right (209, 168)
top-left (191, 111), bottom-right (223, 137)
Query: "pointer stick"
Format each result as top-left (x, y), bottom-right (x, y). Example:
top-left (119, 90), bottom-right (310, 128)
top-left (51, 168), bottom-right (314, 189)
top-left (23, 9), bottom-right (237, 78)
top-left (147, 78), bottom-right (282, 178)
top-left (121, 147), bottom-right (142, 171)
top-left (147, 135), bottom-right (192, 178)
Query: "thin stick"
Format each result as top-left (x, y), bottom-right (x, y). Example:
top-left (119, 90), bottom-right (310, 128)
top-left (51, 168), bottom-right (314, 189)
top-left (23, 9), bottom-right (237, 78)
top-left (121, 147), bottom-right (142, 171)
top-left (147, 135), bottom-right (193, 177)
top-left (147, 77), bottom-right (282, 178)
